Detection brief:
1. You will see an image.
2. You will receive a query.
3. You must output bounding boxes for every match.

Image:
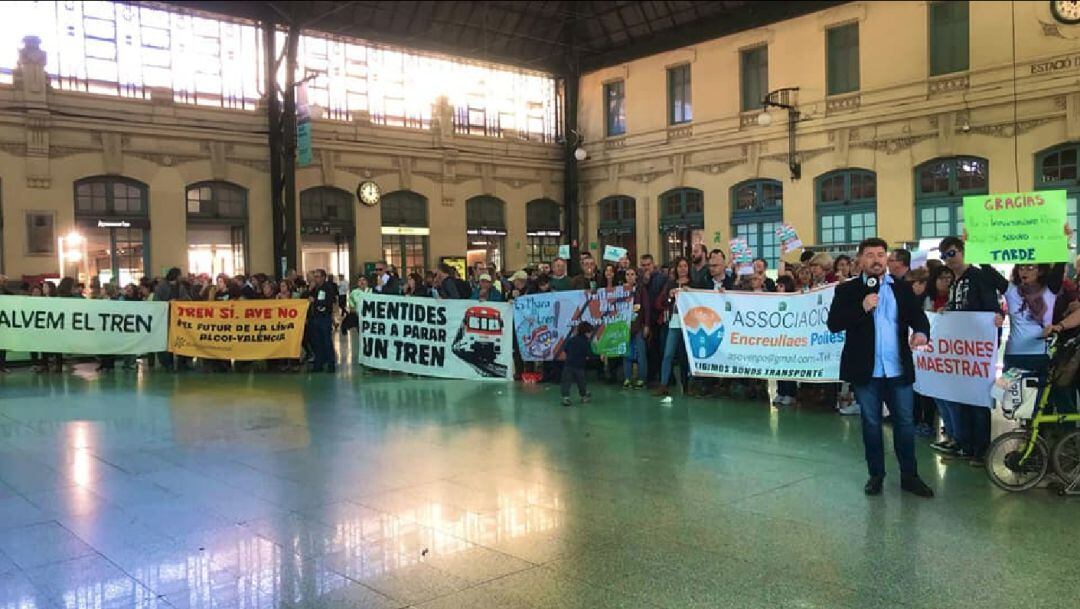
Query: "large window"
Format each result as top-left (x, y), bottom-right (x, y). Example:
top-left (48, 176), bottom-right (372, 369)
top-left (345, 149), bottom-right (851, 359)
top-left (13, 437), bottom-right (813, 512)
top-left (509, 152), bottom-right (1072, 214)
top-left (186, 182), bottom-right (247, 277)
top-left (75, 177), bottom-right (147, 216)
top-left (605, 80), bottom-right (626, 137)
top-left (816, 170), bottom-right (877, 247)
top-left (598, 196), bottom-right (636, 263)
top-left (73, 176), bottom-right (149, 286)
top-left (740, 46), bottom-right (768, 112)
top-left (667, 64), bottom-right (692, 125)
top-left (659, 188), bottom-right (704, 263)
top-left (380, 190), bottom-right (429, 274)
top-left (731, 180), bottom-right (783, 269)
top-left (0, 2), bottom-right (263, 108)
top-left (526, 199), bottom-right (562, 267)
top-left (826, 23), bottom-right (860, 96)
top-left (300, 187), bottom-right (354, 278)
top-left (929, 1), bottom-right (969, 76)
top-left (1035, 143), bottom-right (1080, 254)
top-left (915, 157), bottom-right (988, 239)
top-left (466, 196), bottom-right (507, 271)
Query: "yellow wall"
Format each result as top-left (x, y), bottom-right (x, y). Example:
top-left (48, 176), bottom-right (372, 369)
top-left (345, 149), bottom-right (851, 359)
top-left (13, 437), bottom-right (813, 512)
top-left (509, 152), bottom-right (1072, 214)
top-left (0, 49), bottom-right (562, 281)
top-left (577, 0), bottom-right (1080, 256)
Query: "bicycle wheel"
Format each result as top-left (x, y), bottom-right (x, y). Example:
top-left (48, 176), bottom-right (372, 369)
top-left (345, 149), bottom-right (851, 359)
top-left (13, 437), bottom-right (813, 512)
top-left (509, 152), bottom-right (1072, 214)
top-left (986, 430), bottom-right (1049, 492)
top-left (1050, 430), bottom-right (1080, 486)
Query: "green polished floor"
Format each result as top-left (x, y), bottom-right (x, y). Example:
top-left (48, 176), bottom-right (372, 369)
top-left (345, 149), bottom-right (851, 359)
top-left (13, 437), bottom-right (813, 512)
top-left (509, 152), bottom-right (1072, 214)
top-left (1, 361), bottom-right (1078, 609)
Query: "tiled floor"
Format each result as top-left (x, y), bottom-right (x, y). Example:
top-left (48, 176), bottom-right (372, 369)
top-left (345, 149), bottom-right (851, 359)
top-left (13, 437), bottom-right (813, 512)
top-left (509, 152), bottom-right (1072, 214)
top-left (1, 362), bottom-right (1078, 609)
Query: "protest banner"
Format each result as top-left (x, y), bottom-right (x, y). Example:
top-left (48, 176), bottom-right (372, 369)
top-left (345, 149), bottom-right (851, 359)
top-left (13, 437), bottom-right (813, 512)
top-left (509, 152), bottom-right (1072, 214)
top-left (913, 312), bottom-right (998, 408)
top-left (775, 223), bottom-right (803, 254)
top-left (514, 288), bottom-right (634, 361)
top-left (676, 286), bottom-right (843, 381)
top-left (358, 293), bottom-right (513, 380)
top-left (730, 238), bottom-right (754, 275)
top-left (0, 295), bottom-right (168, 355)
top-left (168, 300), bottom-right (309, 360)
top-left (962, 190), bottom-right (1070, 263)
top-left (603, 244), bottom-right (628, 263)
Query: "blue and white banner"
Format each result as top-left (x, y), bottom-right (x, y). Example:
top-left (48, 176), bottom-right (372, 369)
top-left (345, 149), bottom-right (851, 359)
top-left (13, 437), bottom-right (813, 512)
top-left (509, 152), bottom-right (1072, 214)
top-left (676, 286), bottom-right (844, 382)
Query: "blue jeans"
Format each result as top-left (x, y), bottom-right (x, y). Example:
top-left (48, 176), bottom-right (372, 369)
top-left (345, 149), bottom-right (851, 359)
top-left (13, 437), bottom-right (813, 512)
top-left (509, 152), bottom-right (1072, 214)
top-left (310, 316), bottom-right (336, 370)
top-left (934, 398), bottom-right (957, 440)
top-left (853, 377), bottom-right (917, 479)
top-left (623, 332), bottom-right (648, 382)
top-left (660, 326), bottom-right (687, 388)
top-left (941, 399), bottom-right (991, 459)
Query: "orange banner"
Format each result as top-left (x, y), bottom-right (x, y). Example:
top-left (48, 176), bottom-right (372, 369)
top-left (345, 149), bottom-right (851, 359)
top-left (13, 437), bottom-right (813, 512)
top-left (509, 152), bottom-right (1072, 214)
top-left (168, 300), bottom-right (310, 360)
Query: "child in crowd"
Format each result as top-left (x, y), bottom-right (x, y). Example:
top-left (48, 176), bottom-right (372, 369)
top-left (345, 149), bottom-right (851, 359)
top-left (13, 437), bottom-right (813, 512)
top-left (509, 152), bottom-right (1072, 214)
top-left (558, 321), bottom-right (594, 407)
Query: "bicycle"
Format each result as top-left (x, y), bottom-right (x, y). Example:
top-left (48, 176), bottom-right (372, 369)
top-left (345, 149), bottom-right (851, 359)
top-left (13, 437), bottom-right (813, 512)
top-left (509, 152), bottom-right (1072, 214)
top-left (985, 334), bottom-right (1080, 495)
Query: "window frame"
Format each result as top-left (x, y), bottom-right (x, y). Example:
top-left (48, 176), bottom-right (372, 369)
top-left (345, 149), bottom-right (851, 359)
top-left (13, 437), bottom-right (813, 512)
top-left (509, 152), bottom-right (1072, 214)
top-left (667, 64), bottom-right (692, 126)
top-left (74, 176), bottom-right (149, 218)
top-left (25, 211), bottom-right (57, 256)
top-left (380, 190), bottom-right (429, 228)
top-left (185, 181), bottom-right (248, 221)
top-left (913, 156), bottom-right (988, 239)
top-left (814, 169), bottom-right (877, 246)
top-left (928, 0), bottom-right (970, 77)
top-left (826, 22), bottom-right (860, 96)
top-left (604, 80), bottom-right (626, 137)
top-left (300, 186), bottom-right (355, 229)
top-left (730, 179), bottom-right (783, 269)
top-left (740, 45), bottom-right (769, 112)
top-left (466, 196), bottom-right (507, 234)
top-left (1035, 143), bottom-right (1080, 257)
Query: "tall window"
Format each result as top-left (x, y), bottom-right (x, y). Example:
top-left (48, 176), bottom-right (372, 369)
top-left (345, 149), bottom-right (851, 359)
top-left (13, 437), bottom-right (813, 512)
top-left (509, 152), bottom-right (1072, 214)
top-left (826, 23), bottom-right (860, 95)
top-left (75, 177), bottom-right (148, 216)
top-left (667, 64), bottom-right (692, 125)
top-left (466, 196), bottom-right (507, 270)
top-left (816, 170), bottom-right (876, 247)
top-left (929, 1), bottom-right (969, 76)
top-left (604, 80), bottom-right (626, 137)
top-left (740, 46), bottom-right (768, 112)
top-left (1035, 143), bottom-right (1080, 254)
top-left (731, 180), bottom-right (783, 269)
top-left (381, 191), bottom-right (428, 274)
top-left (526, 199), bottom-right (562, 267)
top-left (659, 188), bottom-right (704, 263)
top-left (300, 187), bottom-right (354, 278)
top-left (598, 196), bottom-right (636, 263)
top-left (186, 182), bottom-right (247, 277)
top-left (915, 157), bottom-right (988, 239)
top-left (74, 176), bottom-right (149, 287)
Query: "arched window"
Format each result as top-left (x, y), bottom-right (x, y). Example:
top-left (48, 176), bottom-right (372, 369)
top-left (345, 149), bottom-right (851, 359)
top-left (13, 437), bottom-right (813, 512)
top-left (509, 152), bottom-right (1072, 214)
top-left (73, 176), bottom-right (150, 286)
top-left (815, 169), bottom-right (877, 247)
top-left (1035, 143), bottom-right (1080, 249)
top-left (466, 196), bottom-right (507, 270)
top-left (914, 157), bottom-right (988, 239)
top-left (185, 181), bottom-right (248, 277)
top-left (597, 196), bottom-right (636, 262)
top-left (730, 179), bottom-right (782, 269)
top-left (659, 187), bottom-right (704, 262)
top-left (380, 190), bottom-right (429, 274)
top-left (526, 199), bottom-right (561, 267)
top-left (300, 186), bottom-right (354, 278)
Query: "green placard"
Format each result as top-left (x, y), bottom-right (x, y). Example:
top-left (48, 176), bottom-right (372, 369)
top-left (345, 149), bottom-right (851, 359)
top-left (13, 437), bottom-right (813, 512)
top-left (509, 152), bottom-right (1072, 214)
top-left (962, 190), bottom-right (1070, 263)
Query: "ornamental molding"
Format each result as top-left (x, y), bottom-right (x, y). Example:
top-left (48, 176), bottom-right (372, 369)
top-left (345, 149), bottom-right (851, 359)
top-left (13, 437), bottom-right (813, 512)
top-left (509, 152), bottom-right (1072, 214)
top-left (667, 125), bottom-right (693, 141)
top-left (969, 117), bottom-right (1059, 138)
top-left (604, 138), bottom-right (627, 150)
top-left (927, 74), bottom-right (969, 97)
top-left (826, 93), bottom-right (861, 114)
top-left (231, 158), bottom-right (271, 173)
top-left (128, 151), bottom-right (204, 167)
top-left (687, 159), bottom-right (745, 175)
top-left (851, 133), bottom-right (936, 154)
top-left (48, 146), bottom-right (99, 159)
top-left (0, 142), bottom-right (28, 156)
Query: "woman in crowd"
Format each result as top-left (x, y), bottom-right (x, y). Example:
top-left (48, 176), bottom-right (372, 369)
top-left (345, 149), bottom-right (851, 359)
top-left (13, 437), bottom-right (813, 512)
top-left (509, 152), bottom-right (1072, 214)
top-left (773, 275), bottom-right (799, 406)
top-left (833, 255), bottom-right (853, 280)
top-left (622, 267), bottom-right (651, 390)
top-left (405, 272), bottom-right (432, 297)
top-left (259, 280), bottom-right (276, 299)
top-left (602, 264), bottom-right (618, 290)
top-left (905, 268), bottom-right (937, 437)
top-left (794, 265), bottom-right (813, 292)
top-left (924, 264), bottom-right (959, 453)
top-left (808, 252), bottom-right (836, 287)
top-left (652, 257), bottom-right (693, 401)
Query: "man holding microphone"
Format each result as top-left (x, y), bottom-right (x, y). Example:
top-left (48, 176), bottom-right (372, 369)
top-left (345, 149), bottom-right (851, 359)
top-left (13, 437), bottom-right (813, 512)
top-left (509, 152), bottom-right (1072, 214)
top-left (828, 238), bottom-right (934, 497)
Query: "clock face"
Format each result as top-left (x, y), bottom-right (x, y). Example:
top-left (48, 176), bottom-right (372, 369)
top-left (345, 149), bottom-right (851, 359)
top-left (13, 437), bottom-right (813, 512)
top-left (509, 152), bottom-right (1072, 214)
top-left (358, 181), bottom-right (381, 207)
top-left (1052, 0), bottom-right (1080, 24)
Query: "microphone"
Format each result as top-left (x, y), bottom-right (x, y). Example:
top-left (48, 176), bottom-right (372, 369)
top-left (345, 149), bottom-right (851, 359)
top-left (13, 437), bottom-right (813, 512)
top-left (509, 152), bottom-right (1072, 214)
top-left (865, 275), bottom-right (880, 294)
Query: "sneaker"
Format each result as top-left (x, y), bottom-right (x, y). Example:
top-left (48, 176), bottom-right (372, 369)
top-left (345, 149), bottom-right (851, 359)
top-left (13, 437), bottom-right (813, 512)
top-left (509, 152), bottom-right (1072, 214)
top-left (900, 476), bottom-right (934, 498)
top-left (634, 380), bottom-right (646, 390)
top-left (623, 380), bottom-right (632, 389)
top-left (561, 397), bottom-right (572, 407)
top-left (930, 440), bottom-right (958, 454)
top-left (581, 394), bottom-right (591, 404)
top-left (864, 476), bottom-right (884, 496)
top-left (838, 403), bottom-right (861, 416)
top-left (660, 396), bottom-right (674, 404)
top-left (772, 395), bottom-right (786, 406)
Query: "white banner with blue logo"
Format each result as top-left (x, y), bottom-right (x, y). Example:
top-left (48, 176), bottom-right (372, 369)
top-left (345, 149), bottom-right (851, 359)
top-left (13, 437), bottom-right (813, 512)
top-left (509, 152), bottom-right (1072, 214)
top-left (675, 286), bottom-right (844, 382)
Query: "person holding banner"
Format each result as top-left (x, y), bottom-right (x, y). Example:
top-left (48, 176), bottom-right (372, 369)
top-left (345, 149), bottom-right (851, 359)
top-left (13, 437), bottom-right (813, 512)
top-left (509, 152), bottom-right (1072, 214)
top-left (621, 267), bottom-right (651, 389)
top-left (308, 269), bottom-right (338, 373)
top-left (653, 257), bottom-right (694, 402)
top-left (827, 238), bottom-right (934, 498)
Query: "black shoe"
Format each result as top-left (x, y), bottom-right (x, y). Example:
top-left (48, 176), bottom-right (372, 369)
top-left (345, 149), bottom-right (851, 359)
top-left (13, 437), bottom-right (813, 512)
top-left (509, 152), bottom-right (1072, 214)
top-left (901, 476), bottom-right (934, 498)
top-left (561, 398), bottom-right (572, 407)
top-left (930, 440), bottom-right (959, 455)
top-left (864, 476), bottom-right (884, 496)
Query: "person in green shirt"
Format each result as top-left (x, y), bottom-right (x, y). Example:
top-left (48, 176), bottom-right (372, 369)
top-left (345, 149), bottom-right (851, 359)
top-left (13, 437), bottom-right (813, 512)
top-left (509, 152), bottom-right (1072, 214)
top-left (548, 258), bottom-right (573, 292)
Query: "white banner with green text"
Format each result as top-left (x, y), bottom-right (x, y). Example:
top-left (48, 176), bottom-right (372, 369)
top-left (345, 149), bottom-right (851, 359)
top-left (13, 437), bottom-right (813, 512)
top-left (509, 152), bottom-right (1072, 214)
top-left (0, 296), bottom-right (169, 354)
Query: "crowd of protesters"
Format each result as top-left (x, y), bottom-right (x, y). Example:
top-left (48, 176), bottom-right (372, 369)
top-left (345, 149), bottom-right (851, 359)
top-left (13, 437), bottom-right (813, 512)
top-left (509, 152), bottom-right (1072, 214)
top-left (2, 232), bottom-right (1079, 468)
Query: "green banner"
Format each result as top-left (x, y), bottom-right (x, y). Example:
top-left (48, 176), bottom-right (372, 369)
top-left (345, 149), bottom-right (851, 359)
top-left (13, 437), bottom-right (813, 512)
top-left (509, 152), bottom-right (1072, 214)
top-left (961, 190), bottom-right (1070, 263)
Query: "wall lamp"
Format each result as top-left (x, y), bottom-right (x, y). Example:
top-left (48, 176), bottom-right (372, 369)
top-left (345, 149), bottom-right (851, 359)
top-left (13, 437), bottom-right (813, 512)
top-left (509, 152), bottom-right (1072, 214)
top-left (756, 87), bottom-right (801, 180)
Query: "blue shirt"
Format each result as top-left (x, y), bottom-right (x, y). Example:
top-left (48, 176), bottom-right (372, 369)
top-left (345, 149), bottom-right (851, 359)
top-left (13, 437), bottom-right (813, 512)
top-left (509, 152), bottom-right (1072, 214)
top-left (871, 274), bottom-right (902, 379)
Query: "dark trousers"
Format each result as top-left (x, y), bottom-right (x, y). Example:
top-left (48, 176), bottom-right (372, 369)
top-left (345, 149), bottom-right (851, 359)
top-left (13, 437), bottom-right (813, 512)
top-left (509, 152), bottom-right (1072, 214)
top-left (646, 325), bottom-right (663, 384)
top-left (947, 401), bottom-right (991, 459)
top-left (561, 366), bottom-right (588, 398)
top-left (852, 377), bottom-right (918, 479)
top-left (310, 316), bottom-right (335, 370)
top-left (777, 381), bottom-right (798, 398)
top-left (0, 350), bottom-right (6, 368)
